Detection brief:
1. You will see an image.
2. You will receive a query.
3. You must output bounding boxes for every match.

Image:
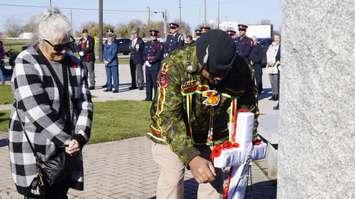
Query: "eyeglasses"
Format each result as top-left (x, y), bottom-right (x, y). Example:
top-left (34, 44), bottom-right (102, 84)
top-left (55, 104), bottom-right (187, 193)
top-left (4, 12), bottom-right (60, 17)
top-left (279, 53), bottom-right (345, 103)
top-left (238, 29), bottom-right (246, 32)
top-left (43, 36), bottom-right (75, 52)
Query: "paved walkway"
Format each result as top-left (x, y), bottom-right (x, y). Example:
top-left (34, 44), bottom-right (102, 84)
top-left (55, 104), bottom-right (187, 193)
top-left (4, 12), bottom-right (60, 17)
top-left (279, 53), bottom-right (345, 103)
top-left (0, 64), bottom-right (278, 199)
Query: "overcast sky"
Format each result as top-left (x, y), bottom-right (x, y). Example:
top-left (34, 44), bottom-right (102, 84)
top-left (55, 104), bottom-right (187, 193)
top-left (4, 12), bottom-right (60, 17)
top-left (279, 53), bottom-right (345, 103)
top-left (0, 0), bottom-right (282, 32)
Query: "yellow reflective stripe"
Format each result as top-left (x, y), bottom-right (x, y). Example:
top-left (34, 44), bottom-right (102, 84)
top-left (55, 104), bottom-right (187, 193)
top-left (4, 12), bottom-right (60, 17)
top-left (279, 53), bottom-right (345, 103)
top-left (147, 132), bottom-right (167, 143)
top-left (154, 63), bottom-right (170, 133)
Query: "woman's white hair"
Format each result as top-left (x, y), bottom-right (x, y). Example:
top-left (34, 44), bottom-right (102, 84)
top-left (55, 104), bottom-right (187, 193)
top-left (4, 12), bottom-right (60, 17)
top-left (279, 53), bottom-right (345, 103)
top-left (38, 7), bottom-right (72, 42)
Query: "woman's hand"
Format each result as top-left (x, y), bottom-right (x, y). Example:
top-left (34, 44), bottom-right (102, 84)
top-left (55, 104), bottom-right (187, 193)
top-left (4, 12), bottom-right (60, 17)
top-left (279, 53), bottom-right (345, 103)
top-left (65, 139), bottom-right (81, 156)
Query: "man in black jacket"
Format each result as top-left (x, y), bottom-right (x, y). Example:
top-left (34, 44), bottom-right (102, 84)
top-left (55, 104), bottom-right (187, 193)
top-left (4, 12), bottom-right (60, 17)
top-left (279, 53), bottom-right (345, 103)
top-left (129, 29), bottom-right (145, 90)
top-left (249, 37), bottom-right (265, 94)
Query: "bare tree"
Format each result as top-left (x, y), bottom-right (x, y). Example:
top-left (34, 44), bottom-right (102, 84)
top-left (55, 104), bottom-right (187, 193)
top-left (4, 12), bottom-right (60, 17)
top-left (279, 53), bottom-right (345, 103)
top-left (23, 16), bottom-right (39, 33)
top-left (5, 18), bottom-right (23, 37)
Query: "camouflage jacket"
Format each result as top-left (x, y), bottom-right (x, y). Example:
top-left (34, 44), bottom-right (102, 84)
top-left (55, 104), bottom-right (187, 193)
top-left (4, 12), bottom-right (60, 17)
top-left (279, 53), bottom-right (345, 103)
top-left (148, 45), bottom-right (258, 165)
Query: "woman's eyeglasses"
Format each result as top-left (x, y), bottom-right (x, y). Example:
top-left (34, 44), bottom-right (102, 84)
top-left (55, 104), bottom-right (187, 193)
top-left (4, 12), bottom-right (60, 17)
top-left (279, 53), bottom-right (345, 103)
top-left (43, 37), bottom-right (75, 52)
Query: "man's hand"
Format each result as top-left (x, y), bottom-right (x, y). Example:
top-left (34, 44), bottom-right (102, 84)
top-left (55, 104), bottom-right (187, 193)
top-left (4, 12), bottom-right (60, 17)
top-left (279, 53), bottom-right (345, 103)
top-left (188, 156), bottom-right (216, 183)
top-left (65, 139), bottom-right (80, 156)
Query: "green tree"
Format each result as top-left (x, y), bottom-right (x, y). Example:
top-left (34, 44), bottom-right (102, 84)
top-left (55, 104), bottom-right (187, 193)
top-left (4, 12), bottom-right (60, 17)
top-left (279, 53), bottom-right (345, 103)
top-left (115, 19), bottom-right (145, 38)
top-left (79, 22), bottom-right (115, 37)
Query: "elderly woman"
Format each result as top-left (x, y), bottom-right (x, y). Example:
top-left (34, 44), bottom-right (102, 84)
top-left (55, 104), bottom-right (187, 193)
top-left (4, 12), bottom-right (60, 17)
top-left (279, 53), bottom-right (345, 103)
top-left (266, 34), bottom-right (281, 102)
top-left (103, 32), bottom-right (119, 93)
top-left (8, 8), bottom-right (93, 199)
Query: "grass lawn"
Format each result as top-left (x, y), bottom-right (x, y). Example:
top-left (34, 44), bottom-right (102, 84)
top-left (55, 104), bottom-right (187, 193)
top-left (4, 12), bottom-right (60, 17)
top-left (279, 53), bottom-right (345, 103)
top-left (0, 85), bottom-right (13, 105)
top-left (3, 39), bottom-right (32, 53)
top-left (0, 100), bottom-right (152, 144)
top-left (90, 100), bottom-right (151, 143)
top-left (0, 111), bottom-right (10, 133)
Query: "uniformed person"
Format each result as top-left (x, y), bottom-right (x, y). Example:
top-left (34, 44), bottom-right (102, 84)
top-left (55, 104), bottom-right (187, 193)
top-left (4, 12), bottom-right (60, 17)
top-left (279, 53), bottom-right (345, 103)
top-left (164, 22), bottom-right (185, 57)
top-left (194, 29), bottom-right (202, 40)
top-left (143, 29), bottom-right (164, 101)
top-left (235, 24), bottom-right (253, 60)
top-left (226, 29), bottom-right (236, 39)
top-left (200, 25), bottom-right (211, 34)
top-left (148, 30), bottom-right (258, 198)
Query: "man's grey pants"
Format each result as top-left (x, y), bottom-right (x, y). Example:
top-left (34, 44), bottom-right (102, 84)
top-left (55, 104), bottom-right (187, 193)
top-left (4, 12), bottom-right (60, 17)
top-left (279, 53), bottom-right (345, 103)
top-left (152, 143), bottom-right (224, 199)
top-left (136, 63), bottom-right (144, 88)
top-left (83, 61), bottom-right (95, 87)
top-left (269, 73), bottom-right (279, 96)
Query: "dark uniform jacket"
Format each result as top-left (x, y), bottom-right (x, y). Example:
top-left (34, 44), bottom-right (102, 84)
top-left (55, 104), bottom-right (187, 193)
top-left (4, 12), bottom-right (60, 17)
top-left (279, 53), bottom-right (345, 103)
top-left (129, 37), bottom-right (145, 65)
top-left (164, 33), bottom-right (184, 55)
top-left (148, 45), bottom-right (258, 165)
top-left (235, 36), bottom-right (253, 59)
top-left (249, 43), bottom-right (264, 65)
top-left (143, 40), bottom-right (164, 64)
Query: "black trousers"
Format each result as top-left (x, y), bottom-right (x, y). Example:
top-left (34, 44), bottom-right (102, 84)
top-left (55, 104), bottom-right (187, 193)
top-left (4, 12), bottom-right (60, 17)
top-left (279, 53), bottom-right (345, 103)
top-left (145, 62), bottom-right (160, 100)
top-left (129, 59), bottom-right (137, 87)
top-left (254, 63), bottom-right (263, 93)
top-left (23, 175), bottom-right (71, 199)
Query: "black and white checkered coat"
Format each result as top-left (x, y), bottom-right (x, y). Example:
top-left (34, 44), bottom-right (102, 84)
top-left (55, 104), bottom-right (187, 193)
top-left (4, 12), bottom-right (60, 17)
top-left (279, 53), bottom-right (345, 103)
top-left (8, 45), bottom-right (93, 195)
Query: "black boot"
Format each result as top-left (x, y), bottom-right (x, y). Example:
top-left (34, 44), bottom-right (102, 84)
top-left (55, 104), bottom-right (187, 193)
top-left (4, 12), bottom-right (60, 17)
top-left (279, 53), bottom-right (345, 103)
top-left (273, 103), bottom-right (279, 110)
top-left (274, 94), bottom-right (279, 101)
top-left (269, 95), bottom-right (275, 100)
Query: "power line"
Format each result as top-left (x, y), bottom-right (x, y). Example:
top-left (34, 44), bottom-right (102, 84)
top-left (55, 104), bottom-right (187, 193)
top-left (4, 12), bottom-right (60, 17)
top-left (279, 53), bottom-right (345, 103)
top-left (0, 3), bottom-right (147, 13)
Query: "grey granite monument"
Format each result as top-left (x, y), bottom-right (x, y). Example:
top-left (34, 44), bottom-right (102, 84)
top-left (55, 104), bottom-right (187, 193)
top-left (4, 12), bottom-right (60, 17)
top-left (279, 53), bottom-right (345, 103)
top-left (278, 0), bottom-right (355, 198)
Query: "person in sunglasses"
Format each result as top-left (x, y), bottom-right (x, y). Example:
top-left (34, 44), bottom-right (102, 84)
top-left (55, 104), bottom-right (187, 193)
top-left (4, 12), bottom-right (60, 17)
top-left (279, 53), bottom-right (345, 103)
top-left (235, 24), bottom-right (253, 61)
top-left (226, 29), bottom-right (237, 39)
top-left (8, 8), bottom-right (93, 199)
top-left (164, 22), bottom-right (185, 57)
top-left (148, 29), bottom-right (258, 198)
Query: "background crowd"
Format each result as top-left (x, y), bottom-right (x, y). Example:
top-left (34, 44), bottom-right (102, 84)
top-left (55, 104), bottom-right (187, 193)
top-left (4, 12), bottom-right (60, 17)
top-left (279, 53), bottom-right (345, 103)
top-left (1, 7), bottom-right (281, 198)
top-left (0, 19), bottom-right (281, 106)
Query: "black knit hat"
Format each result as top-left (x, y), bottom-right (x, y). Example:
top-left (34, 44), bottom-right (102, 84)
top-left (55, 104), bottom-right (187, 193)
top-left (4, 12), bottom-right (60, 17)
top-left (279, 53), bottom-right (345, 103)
top-left (196, 29), bottom-right (236, 76)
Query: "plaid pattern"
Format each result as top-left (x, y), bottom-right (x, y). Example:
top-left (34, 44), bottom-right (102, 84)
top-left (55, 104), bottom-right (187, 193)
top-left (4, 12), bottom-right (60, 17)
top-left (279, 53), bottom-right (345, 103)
top-left (8, 45), bottom-right (93, 195)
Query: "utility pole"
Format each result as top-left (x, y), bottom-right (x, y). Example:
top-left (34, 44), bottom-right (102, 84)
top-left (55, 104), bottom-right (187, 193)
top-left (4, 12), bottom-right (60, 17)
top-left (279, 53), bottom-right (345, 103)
top-left (179, 0), bottom-right (182, 25)
top-left (203, 0), bottom-right (207, 25)
top-left (217, 0), bottom-right (220, 29)
top-left (98, 0), bottom-right (103, 62)
top-left (70, 9), bottom-right (73, 25)
top-left (163, 9), bottom-right (168, 39)
top-left (153, 10), bottom-right (168, 39)
top-left (147, 6), bottom-right (151, 25)
top-left (70, 9), bottom-right (73, 33)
